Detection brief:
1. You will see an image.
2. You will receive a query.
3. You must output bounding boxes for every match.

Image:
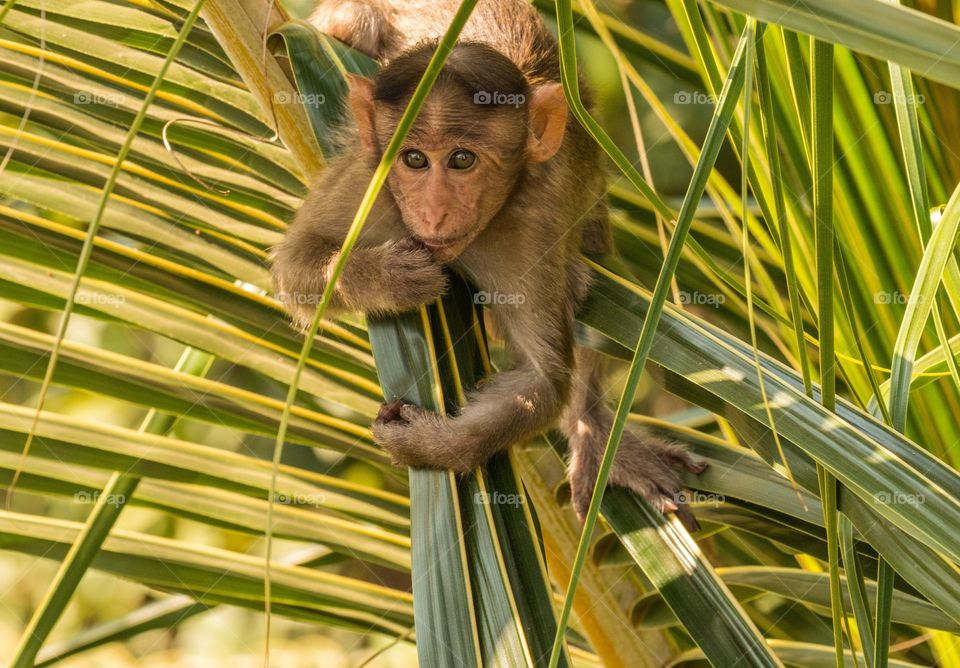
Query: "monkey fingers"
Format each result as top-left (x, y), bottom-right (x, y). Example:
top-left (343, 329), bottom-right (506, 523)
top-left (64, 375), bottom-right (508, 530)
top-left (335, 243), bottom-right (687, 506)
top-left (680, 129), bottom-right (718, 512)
top-left (377, 240), bottom-right (449, 310)
top-left (372, 403), bottom-right (476, 472)
top-left (375, 398), bottom-right (408, 423)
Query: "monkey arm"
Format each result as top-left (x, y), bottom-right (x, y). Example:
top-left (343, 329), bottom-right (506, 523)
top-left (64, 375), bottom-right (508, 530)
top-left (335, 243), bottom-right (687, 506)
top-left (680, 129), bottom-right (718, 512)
top-left (271, 227), bottom-right (447, 328)
top-left (270, 149), bottom-right (448, 326)
top-left (373, 361), bottom-right (571, 472)
top-left (373, 299), bottom-right (574, 472)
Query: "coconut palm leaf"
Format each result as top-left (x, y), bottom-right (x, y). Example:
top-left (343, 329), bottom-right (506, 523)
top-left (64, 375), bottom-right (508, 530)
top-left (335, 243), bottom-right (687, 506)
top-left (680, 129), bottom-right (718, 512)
top-left (1, 0), bottom-right (960, 666)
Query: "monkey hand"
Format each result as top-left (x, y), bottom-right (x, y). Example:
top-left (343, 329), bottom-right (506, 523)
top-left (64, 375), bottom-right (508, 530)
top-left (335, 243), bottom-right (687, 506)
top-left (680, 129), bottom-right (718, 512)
top-left (373, 399), bottom-right (481, 472)
top-left (568, 430), bottom-right (706, 532)
top-left (364, 239), bottom-right (448, 314)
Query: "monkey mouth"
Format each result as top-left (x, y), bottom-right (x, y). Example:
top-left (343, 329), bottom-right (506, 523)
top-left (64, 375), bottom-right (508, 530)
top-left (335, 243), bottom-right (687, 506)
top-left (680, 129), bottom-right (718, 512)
top-left (418, 236), bottom-right (464, 252)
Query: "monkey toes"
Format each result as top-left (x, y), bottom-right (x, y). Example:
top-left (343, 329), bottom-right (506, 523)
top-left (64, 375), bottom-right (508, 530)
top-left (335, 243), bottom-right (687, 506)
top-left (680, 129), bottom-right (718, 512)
top-left (568, 436), bottom-right (707, 532)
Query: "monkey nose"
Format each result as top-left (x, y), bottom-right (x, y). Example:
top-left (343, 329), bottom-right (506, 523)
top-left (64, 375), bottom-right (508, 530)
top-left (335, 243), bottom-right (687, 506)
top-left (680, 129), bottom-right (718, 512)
top-left (423, 212), bottom-right (449, 234)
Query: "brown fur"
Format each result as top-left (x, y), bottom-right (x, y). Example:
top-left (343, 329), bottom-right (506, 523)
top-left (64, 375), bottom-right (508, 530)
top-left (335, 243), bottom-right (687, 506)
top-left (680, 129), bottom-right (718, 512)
top-left (271, 0), bottom-right (704, 522)
top-left (271, 155), bottom-right (447, 323)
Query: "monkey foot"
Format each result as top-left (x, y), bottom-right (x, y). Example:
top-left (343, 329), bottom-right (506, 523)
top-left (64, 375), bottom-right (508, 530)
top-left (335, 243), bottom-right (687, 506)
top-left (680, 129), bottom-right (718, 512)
top-left (568, 436), bottom-right (707, 533)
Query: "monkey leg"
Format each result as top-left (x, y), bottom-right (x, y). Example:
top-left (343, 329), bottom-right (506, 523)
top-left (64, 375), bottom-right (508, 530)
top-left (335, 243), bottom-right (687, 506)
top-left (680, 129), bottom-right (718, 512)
top-left (560, 347), bottom-right (706, 529)
top-left (309, 0), bottom-right (394, 58)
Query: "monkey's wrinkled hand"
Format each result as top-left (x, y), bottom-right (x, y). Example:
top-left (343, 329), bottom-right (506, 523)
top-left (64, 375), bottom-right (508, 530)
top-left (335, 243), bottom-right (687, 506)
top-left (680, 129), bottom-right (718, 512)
top-left (270, 234), bottom-right (446, 327)
top-left (373, 399), bottom-right (479, 472)
top-left (373, 239), bottom-right (448, 313)
top-left (568, 433), bottom-right (706, 532)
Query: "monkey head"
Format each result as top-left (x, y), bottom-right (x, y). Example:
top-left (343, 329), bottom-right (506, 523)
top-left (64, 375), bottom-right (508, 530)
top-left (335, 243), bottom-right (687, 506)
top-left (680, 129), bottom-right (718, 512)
top-left (347, 42), bottom-right (568, 261)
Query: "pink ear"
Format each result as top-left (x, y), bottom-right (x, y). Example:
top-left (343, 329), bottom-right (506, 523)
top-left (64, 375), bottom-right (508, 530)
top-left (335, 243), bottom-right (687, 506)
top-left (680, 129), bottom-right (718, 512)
top-left (527, 83), bottom-right (568, 163)
top-left (347, 73), bottom-right (377, 153)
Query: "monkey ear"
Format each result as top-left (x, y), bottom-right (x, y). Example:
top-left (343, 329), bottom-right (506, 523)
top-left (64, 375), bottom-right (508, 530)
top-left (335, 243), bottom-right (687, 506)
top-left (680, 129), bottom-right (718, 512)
top-left (526, 83), bottom-right (568, 163)
top-left (346, 73), bottom-right (377, 153)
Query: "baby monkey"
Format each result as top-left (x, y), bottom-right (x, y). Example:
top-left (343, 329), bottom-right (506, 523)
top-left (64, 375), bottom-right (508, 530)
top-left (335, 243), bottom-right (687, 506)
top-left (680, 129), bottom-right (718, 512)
top-left (272, 0), bottom-right (705, 523)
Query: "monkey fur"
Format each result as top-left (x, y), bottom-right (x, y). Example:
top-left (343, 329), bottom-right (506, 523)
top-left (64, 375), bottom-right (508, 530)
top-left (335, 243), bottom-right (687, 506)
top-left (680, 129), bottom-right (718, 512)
top-left (271, 0), bottom-right (705, 526)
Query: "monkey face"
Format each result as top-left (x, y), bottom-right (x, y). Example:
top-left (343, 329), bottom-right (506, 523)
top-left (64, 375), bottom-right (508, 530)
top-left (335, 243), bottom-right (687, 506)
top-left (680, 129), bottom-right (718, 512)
top-left (346, 45), bottom-right (569, 261)
top-left (372, 89), bottom-right (568, 261)
top-left (384, 120), bottom-right (526, 260)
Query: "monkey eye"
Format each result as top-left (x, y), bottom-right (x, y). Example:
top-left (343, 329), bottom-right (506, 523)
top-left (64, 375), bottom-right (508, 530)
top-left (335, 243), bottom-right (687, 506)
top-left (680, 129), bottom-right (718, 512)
top-left (401, 149), bottom-right (429, 169)
top-left (448, 149), bottom-right (477, 170)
